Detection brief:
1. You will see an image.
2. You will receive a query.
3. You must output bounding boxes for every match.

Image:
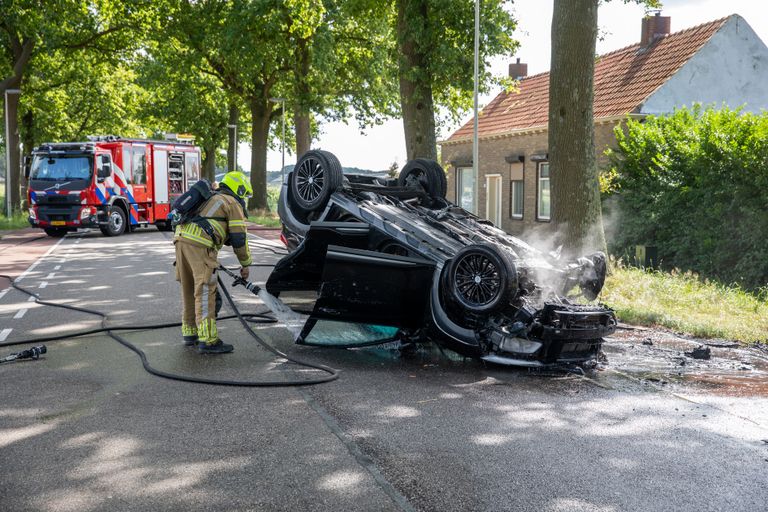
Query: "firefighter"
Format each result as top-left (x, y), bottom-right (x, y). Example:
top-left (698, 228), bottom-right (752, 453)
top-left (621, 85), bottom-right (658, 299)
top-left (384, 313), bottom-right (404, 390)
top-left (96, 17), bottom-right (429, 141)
top-left (174, 171), bottom-right (253, 354)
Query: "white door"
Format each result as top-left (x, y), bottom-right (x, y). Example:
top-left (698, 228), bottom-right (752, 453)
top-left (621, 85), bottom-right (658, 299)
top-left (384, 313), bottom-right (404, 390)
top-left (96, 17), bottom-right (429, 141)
top-left (486, 174), bottom-right (502, 226)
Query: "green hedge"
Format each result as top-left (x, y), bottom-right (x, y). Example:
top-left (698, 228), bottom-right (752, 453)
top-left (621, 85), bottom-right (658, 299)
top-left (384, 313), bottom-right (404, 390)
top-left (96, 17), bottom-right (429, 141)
top-left (607, 106), bottom-right (768, 291)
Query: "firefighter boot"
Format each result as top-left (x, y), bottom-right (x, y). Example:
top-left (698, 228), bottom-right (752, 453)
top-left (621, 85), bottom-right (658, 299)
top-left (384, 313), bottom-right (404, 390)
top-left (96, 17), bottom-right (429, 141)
top-left (182, 324), bottom-right (198, 346)
top-left (197, 339), bottom-right (234, 355)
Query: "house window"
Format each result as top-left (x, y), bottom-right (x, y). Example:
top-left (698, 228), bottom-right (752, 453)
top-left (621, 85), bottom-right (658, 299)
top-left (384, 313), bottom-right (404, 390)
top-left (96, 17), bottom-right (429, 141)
top-left (537, 162), bottom-right (550, 221)
top-left (510, 180), bottom-right (524, 219)
top-left (456, 167), bottom-right (476, 214)
top-left (132, 146), bottom-right (147, 185)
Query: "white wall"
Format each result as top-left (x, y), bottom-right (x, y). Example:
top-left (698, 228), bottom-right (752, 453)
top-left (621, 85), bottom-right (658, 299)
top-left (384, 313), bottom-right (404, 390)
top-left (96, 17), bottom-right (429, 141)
top-left (641, 15), bottom-right (768, 114)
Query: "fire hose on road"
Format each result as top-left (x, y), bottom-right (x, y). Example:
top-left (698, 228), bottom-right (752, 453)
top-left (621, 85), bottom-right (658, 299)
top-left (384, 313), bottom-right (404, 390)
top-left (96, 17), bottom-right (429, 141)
top-left (0, 270), bottom-right (339, 386)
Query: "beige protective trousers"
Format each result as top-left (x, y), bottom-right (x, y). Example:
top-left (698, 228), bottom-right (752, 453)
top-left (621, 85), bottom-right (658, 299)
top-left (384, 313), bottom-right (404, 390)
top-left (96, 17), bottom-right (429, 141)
top-left (174, 241), bottom-right (219, 344)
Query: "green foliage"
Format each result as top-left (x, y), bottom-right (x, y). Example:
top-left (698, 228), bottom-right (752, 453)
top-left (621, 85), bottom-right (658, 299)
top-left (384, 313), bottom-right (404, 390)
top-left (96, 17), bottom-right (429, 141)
top-left (401, 0), bottom-right (518, 127)
top-left (603, 260), bottom-right (768, 344)
top-left (22, 52), bottom-right (146, 142)
top-left (608, 106), bottom-right (768, 290)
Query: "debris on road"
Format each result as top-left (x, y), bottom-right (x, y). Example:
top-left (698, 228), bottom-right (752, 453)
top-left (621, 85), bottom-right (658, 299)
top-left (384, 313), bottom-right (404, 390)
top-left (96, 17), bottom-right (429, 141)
top-left (685, 345), bottom-right (712, 360)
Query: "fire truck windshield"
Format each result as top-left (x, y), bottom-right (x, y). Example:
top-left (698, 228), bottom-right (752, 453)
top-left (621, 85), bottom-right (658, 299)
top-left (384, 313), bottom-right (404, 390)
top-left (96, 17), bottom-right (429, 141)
top-left (30, 155), bottom-right (93, 181)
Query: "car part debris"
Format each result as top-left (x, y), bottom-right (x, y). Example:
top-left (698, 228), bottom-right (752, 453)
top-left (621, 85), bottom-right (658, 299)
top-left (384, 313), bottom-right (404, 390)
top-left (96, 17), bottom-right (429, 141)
top-left (685, 345), bottom-right (712, 360)
top-left (269, 150), bottom-right (617, 368)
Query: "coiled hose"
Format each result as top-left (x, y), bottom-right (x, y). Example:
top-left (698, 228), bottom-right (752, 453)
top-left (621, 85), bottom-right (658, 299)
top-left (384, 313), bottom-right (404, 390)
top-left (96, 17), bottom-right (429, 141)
top-left (0, 272), bottom-right (339, 386)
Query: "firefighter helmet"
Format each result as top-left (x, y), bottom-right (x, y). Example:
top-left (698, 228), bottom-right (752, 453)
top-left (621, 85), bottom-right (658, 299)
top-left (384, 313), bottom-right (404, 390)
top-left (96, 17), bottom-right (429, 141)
top-left (220, 171), bottom-right (253, 199)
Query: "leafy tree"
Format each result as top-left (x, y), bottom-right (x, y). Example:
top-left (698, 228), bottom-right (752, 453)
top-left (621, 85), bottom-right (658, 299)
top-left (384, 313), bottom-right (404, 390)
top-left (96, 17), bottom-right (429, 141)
top-left (137, 37), bottom-right (235, 182)
top-left (283, 0), bottom-right (399, 156)
top-left (395, 0), bottom-right (517, 160)
top-left (161, 0), bottom-right (295, 210)
top-left (608, 106), bottom-right (768, 290)
top-left (1, 0), bottom-right (159, 211)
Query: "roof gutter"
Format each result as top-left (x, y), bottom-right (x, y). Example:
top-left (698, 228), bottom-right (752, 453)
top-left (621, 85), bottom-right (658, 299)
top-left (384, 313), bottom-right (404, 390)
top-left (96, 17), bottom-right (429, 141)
top-left (438, 113), bottom-right (646, 146)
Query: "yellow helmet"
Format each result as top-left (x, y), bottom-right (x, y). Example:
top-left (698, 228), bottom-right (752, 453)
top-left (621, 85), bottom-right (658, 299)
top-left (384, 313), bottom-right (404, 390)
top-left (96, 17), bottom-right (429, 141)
top-left (220, 171), bottom-right (252, 199)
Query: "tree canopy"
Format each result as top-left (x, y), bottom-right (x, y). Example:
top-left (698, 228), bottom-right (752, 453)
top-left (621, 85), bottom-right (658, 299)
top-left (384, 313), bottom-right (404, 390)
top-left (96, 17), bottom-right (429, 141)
top-left (3, 0), bottom-right (520, 213)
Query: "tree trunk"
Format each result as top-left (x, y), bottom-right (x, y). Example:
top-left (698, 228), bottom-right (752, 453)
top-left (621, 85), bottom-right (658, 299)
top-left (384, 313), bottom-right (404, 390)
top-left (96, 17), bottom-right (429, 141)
top-left (396, 0), bottom-right (437, 161)
top-left (248, 96), bottom-right (271, 211)
top-left (227, 103), bottom-right (238, 172)
top-left (20, 108), bottom-right (34, 208)
top-left (202, 140), bottom-right (217, 182)
top-left (294, 108), bottom-right (310, 159)
top-left (4, 89), bottom-right (21, 213)
top-left (548, 0), bottom-right (606, 256)
top-left (293, 37), bottom-right (312, 159)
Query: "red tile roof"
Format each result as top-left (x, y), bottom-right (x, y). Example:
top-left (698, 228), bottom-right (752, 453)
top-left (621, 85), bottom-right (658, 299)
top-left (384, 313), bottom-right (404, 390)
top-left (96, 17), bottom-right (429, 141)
top-left (445, 16), bottom-right (731, 143)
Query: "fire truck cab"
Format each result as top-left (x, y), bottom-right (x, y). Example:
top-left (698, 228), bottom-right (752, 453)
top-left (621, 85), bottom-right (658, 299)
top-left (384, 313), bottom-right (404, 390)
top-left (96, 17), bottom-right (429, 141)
top-left (26, 135), bottom-right (202, 237)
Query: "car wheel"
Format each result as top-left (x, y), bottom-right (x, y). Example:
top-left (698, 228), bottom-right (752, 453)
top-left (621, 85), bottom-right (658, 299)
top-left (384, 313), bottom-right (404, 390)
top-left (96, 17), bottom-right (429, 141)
top-left (100, 206), bottom-right (126, 236)
top-left (580, 251), bottom-right (607, 301)
top-left (290, 150), bottom-right (343, 213)
top-left (398, 159), bottom-right (447, 199)
top-left (43, 228), bottom-right (67, 238)
top-left (445, 244), bottom-right (518, 314)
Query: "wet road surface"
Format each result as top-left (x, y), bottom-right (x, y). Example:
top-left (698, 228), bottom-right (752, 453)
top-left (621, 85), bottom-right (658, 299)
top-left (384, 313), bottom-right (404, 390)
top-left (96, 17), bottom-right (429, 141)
top-left (0, 229), bottom-right (766, 511)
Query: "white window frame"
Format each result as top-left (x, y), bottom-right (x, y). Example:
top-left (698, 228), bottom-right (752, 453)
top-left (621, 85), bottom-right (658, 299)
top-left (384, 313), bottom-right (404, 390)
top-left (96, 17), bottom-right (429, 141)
top-left (485, 174), bottom-right (502, 226)
top-left (456, 167), bottom-right (477, 214)
top-left (537, 162), bottom-right (550, 221)
top-left (510, 180), bottom-right (524, 219)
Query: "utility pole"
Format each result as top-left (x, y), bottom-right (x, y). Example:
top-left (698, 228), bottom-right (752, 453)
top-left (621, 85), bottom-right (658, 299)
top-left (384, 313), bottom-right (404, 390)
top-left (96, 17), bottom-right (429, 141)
top-left (472, 0), bottom-right (480, 214)
top-left (270, 98), bottom-right (286, 183)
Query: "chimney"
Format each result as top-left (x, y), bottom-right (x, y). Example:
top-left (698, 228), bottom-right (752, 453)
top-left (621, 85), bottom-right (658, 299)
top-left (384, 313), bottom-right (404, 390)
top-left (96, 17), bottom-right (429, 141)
top-left (641, 11), bottom-right (671, 46)
top-left (508, 58), bottom-right (528, 80)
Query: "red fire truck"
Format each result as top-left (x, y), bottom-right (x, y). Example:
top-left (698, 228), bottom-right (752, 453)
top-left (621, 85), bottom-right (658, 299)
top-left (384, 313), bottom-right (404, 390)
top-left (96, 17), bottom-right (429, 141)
top-left (25, 135), bottom-right (202, 237)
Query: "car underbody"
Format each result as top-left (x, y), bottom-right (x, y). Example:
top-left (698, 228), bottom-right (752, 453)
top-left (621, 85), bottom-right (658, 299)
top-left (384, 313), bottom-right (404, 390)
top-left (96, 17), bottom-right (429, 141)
top-left (267, 151), bottom-right (617, 367)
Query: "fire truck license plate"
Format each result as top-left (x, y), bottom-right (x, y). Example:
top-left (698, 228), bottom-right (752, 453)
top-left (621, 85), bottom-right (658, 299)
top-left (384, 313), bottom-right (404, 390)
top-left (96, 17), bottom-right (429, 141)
top-left (51, 221), bottom-right (66, 226)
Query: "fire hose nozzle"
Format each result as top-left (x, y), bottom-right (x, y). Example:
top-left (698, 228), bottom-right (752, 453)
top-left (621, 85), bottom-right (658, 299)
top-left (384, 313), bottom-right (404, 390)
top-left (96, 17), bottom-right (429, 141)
top-left (1, 345), bottom-right (47, 364)
top-left (219, 266), bottom-right (261, 295)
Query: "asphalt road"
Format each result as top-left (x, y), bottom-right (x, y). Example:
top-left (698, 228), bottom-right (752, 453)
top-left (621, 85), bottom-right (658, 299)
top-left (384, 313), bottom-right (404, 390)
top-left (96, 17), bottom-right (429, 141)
top-left (1, 228), bottom-right (766, 512)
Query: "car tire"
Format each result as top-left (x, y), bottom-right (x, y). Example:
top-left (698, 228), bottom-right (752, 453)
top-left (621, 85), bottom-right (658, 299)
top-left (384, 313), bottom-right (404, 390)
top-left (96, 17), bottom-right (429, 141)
top-left (445, 244), bottom-right (518, 314)
top-left (100, 206), bottom-right (127, 237)
top-left (290, 150), bottom-right (343, 213)
top-left (580, 251), bottom-right (607, 301)
top-left (43, 228), bottom-right (67, 238)
top-left (398, 159), bottom-right (447, 199)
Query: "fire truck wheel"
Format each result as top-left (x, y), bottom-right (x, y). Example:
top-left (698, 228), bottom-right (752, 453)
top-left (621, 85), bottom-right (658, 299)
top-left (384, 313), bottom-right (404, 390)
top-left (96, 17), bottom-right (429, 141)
top-left (156, 221), bottom-right (173, 232)
top-left (100, 206), bottom-right (127, 237)
top-left (43, 228), bottom-right (67, 238)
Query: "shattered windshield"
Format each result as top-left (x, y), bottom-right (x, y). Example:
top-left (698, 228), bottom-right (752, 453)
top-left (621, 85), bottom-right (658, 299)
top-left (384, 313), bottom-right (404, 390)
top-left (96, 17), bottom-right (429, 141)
top-left (30, 155), bottom-right (93, 181)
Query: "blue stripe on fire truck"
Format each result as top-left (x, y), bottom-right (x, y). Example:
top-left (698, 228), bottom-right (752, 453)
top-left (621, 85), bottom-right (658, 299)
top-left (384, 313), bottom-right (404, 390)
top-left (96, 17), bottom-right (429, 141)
top-left (95, 188), bottom-right (107, 204)
top-left (121, 188), bottom-right (140, 225)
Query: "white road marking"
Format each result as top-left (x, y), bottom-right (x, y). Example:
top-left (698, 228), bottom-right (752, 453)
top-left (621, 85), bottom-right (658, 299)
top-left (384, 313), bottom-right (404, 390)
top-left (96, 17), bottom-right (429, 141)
top-left (0, 289), bottom-right (8, 301)
top-left (54, 265), bottom-right (61, 270)
top-left (39, 282), bottom-right (48, 289)
top-left (45, 273), bottom-right (56, 279)
top-left (27, 296), bottom-right (36, 302)
top-left (0, 328), bottom-right (11, 342)
top-left (15, 236), bottom-right (67, 282)
top-left (13, 309), bottom-right (27, 319)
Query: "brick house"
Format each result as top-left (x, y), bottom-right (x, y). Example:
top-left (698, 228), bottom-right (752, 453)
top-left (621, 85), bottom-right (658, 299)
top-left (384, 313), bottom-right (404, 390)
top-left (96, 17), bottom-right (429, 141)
top-left (440, 14), bottom-right (768, 236)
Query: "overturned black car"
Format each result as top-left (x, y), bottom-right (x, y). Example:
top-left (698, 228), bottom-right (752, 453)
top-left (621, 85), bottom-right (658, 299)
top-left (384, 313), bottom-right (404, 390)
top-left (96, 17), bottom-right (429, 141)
top-left (266, 150), bottom-right (616, 367)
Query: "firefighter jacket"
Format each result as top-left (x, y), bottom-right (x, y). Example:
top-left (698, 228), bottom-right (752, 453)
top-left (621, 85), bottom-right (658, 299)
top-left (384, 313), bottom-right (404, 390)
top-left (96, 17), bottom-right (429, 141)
top-left (174, 192), bottom-right (252, 267)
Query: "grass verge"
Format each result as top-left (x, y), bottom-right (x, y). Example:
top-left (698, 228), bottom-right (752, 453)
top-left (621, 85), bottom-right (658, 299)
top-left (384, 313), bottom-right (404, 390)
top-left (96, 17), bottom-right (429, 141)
top-left (0, 191), bottom-right (30, 231)
top-left (248, 209), bottom-right (281, 228)
top-left (0, 212), bottom-right (30, 231)
top-left (601, 262), bottom-right (768, 344)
